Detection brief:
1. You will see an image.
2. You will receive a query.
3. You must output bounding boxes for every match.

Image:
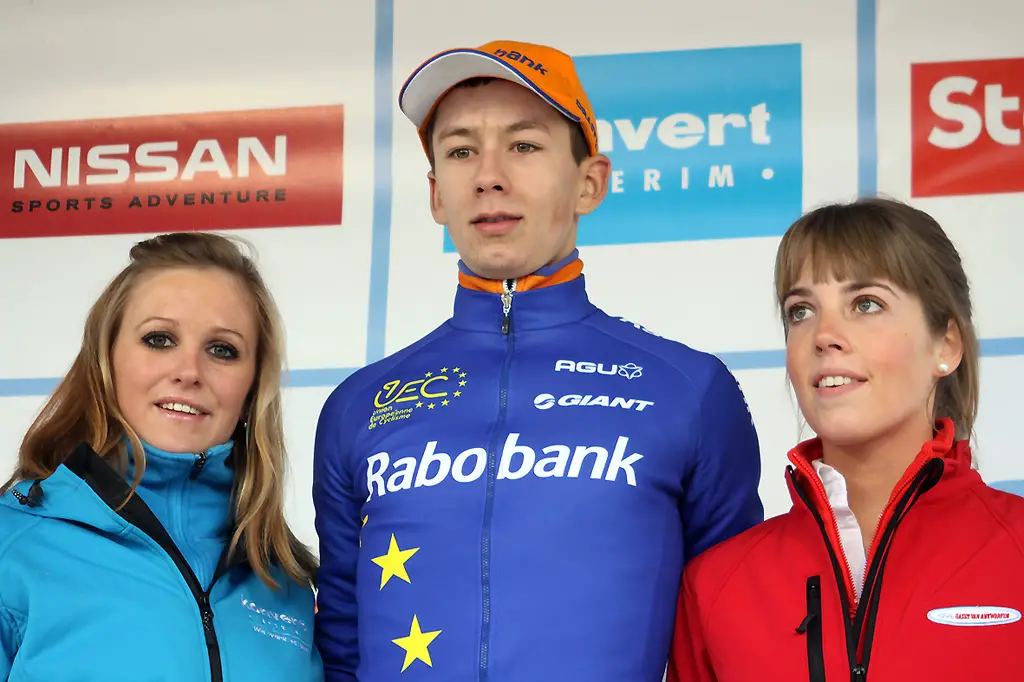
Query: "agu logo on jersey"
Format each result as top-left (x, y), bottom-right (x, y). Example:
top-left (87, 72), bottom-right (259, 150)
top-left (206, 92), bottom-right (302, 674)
top-left (368, 365), bottom-right (469, 430)
top-left (555, 359), bottom-right (643, 379)
top-left (439, 43), bottom-right (803, 251)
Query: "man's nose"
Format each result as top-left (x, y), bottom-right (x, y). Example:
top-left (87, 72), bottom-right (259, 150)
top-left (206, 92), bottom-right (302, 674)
top-left (474, 147), bottom-right (510, 194)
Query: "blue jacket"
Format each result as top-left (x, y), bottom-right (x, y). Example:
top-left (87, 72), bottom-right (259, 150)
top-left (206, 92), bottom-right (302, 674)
top-left (312, 254), bottom-right (763, 681)
top-left (0, 438), bottom-right (322, 681)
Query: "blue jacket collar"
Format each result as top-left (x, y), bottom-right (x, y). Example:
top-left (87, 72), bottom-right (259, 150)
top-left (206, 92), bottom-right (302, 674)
top-left (3, 438), bottom-right (237, 541)
top-left (126, 438), bottom-right (235, 489)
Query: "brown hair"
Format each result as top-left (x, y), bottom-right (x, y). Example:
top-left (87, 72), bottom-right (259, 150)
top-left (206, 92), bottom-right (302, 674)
top-left (773, 197), bottom-right (979, 441)
top-left (3, 232), bottom-right (317, 590)
top-left (425, 76), bottom-right (590, 169)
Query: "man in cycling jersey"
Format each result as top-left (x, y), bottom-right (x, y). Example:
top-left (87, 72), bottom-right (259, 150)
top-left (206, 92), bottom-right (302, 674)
top-left (313, 39), bottom-right (764, 682)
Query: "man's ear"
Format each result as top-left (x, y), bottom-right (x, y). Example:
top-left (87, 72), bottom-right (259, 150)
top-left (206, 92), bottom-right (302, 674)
top-left (575, 154), bottom-right (611, 216)
top-left (428, 169), bottom-right (446, 226)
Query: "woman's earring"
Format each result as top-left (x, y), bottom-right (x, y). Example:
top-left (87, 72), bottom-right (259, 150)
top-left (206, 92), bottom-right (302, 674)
top-left (938, 362), bottom-right (949, 374)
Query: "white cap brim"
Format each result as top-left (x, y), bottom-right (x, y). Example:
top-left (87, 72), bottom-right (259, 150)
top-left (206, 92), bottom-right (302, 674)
top-left (398, 49), bottom-right (574, 129)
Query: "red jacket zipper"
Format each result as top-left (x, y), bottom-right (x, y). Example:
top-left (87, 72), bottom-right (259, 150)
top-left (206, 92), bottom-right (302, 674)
top-left (788, 449), bottom-right (945, 678)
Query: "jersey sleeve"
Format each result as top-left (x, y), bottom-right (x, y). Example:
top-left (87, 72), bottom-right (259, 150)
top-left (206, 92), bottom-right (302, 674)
top-left (681, 357), bottom-right (764, 560)
top-left (312, 386), bottom-right (363, 681)
top-left (667, 568), bottom-right (717, 682)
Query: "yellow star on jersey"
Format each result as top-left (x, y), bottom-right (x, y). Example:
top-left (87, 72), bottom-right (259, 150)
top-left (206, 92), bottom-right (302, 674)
top-left (371, 534), bottom-right (419, 590)
top-left (359, 515), bottom-right (368, 547)
top-left (392, 615), bottom-right (441, 672)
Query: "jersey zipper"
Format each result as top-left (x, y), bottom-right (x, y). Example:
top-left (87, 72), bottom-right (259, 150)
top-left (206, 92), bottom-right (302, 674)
top-left (788, 458), bottom-right (942, 682)
top-left (500, 278), bottom-right (515, 335)
top-left (479, 277), bottom-right (516, 682)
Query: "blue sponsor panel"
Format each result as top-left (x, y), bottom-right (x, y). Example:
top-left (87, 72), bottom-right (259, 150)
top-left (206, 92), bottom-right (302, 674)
top-left (443, 43), bottom-right (804, 251)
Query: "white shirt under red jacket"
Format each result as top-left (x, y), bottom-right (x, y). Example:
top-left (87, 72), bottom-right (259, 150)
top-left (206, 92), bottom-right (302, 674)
top-left (667, 417), bottom-right (1024, 682)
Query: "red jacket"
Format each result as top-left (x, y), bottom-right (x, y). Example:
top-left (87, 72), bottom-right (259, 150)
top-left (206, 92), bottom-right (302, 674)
top-left (668, 418), bottom-right (1024, 682)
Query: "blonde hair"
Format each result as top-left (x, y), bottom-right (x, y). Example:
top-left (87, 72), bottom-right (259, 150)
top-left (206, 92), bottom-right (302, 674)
top-left (773, 197), bottom-right (979, 442)
top-left (4, 232), bottom-right (316, 590)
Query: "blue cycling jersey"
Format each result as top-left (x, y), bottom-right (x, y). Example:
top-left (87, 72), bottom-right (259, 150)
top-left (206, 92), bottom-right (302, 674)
top-left (313, 253), bottom-right (764, 682)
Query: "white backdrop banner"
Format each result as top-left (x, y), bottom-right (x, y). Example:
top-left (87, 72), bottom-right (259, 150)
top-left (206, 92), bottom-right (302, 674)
top-left (1, 0), bottom-right (1023, 546)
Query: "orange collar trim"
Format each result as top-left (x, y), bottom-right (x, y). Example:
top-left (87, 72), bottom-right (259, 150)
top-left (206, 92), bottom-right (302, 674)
top-left (458, 258), bottom-right (584, 294)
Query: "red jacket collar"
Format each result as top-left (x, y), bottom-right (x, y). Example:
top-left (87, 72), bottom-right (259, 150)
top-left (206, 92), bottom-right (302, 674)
top-left (786, 418), bottom-right (975, 509)
top-left (784, 418), bottom-right (978, 609)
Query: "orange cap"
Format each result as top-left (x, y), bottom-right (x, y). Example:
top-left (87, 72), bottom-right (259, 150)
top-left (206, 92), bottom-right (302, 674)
top-left (398, 40), bottom-right (600, 159)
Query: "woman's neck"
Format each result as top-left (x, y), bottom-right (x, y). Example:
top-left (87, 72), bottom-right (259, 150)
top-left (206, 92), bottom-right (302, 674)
top-left (821, 418), bottom-right (934, 551)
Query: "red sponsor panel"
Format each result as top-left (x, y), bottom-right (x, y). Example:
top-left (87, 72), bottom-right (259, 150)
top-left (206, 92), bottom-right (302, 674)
top-left (911, 57), bottom-right (1024, 198)
top-left (0, 105), bottom-right (344, 239)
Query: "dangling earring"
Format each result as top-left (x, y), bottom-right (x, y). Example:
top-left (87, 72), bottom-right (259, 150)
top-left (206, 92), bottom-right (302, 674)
top-left (938, 362), bottom-right (949, 374)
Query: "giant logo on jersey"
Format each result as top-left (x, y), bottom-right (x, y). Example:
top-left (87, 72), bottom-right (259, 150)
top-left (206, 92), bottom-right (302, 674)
top-left (533, 393), bottom-right (654, 411)
top-left (365, 432), bottom-right (644, 500)
top-left (368, 365), bottom-right (469, 430)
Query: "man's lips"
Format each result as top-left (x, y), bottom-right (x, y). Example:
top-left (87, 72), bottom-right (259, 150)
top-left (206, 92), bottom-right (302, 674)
top-left (471, 211), bottom-right (522, 224)
top-left (471, 213), bottom-right (521, 234)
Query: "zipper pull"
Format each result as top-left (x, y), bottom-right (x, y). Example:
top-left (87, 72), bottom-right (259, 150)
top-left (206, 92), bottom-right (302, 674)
top-left (500, 278), bottom-right (516, 335)
top-left (852, 664), bottom-right (867, 681)
top-left (190, 452), bottom-right (208, 480)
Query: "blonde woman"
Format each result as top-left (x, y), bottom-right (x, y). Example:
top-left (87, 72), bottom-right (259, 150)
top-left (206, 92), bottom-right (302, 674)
top-left (0, 232), bottom-right (322, 681)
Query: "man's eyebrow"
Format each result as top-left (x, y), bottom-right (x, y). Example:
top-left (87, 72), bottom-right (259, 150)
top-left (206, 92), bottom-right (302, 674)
top-left (436, 125), bottom-right (473, 143)
top-left (436, 119), bottom-right (551, 143)
top-left (505, 119), bottom-right (550, 134)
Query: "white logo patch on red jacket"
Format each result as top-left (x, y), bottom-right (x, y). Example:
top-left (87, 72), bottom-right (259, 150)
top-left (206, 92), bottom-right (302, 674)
top-left (927, 606), bottom-right (1022, 627)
